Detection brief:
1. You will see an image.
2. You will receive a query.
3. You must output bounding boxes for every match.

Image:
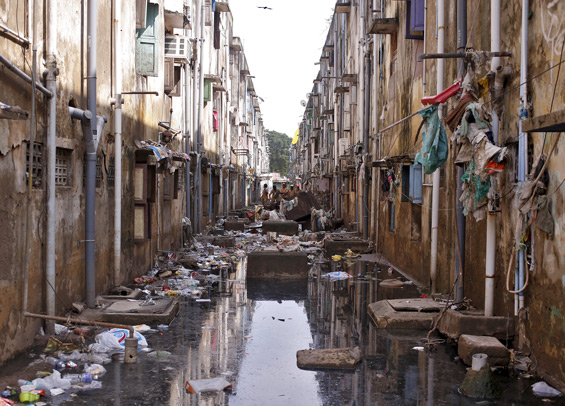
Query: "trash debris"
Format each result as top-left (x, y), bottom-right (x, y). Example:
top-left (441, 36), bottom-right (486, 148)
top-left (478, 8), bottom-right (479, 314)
top-left (185, 377), bottom-right (232, 394)
top-left (322, 271), bottom-right (352, 281)
top-left (331, 255), bottom-right (342, 262)
top-left (412, 346), bottom-right (425, 352)
top-left (147, 351), bottom-right (171, 358)
top-left (44, 337), bottom-right (78, 354)
top-left (380, 279), bottom-right (405, 288)
top-left (94, 329), bottom-right (148, 351)
top-left (133, 324), bottom-right (151, 333)
top-left (532, 381), bottom-right (562, 398)
top-left (50, 388), bottom-right (65, 396)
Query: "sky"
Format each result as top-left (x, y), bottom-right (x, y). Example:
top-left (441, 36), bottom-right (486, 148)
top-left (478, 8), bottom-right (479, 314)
top-left (229, 0), bottom-right (336, 138)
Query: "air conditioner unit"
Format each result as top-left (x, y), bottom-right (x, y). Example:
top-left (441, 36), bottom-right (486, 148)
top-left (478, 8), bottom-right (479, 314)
top-left (338, 138), bottom-right (350, 157)
top-left (165, 36), bottom-right (191, 62)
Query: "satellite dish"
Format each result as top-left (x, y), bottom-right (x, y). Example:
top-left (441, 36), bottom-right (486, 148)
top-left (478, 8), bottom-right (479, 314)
top-left (300, 100), bottom-right (307, 107)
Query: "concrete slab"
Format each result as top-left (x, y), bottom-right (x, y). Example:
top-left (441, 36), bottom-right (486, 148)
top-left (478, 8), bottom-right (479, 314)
top-left (81, 297), bottom-right (179, 326)
top-left (324, 238), bottom-right (371, 257)
top-left (100, 287), bottom-right (142, 300)
top-left (213, 236), bottom-right (235, 248)
top-left (297, 347), bottom-right (362, 370)
top-left (262, 220), bottom-right (299, 235)
top-left (438, 310), bottom-right (514, 340)
top-left (458, 334), bottom-right (510, 367)
top-left (247, 251), bottom-right (308, 279)
top-left (388, 298), bottom-right (444, 312)
top-left (368, 300), bottom-right (438, 329)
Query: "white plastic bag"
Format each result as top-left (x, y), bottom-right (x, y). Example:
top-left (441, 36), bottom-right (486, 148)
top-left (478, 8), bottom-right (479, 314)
top-left (532, 381), bottom-right (562, 397)
top-left (32, 370), bottom-right (72, 391)
top-left (95, 328), bottom-right (148, 351)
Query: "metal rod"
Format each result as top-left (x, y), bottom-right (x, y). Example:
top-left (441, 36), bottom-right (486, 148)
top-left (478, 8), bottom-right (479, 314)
top-left (417, 51), bottom-right (512, 62)
top-left (25, 312), bottom-right (135, 338)
top-left (0, 53), bottom-right (52, 97)
top-left (0, 22), bottom-right (31, 46)
top-left (121, 91), bottom-right (159, 95)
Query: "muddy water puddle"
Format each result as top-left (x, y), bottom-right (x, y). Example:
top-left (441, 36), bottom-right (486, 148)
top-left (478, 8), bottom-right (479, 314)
top-left (0, 259), bottom-right (550, 405)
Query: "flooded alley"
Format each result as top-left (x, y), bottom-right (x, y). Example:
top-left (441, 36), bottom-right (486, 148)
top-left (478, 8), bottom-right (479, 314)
top-left (0, 230), bottom-right (551, 405)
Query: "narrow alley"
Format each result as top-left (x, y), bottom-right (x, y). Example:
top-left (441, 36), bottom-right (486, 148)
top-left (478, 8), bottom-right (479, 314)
top-left (1, 0), bottom-right (565, 404)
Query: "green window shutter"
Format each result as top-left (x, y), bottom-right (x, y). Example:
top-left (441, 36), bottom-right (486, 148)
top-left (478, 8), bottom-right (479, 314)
top-left (204, 79), bottom-right (212, 102)
top-left (136, 3), bottom-right (159, 76)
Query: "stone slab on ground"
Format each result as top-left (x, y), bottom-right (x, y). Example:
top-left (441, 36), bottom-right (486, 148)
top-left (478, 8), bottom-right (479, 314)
top-left (297, 347), bottom-right (362, 370)
top-left (458, 334), bottom-right (510, 367)
top-left (247, 251), bottom-right (308, 279)
top-left (213, 236), bottom-right (235, 248)
top-left (438, 310), bottom-right (514, 340)
top-left (324, 238), bottom-right (372, 257)
top-left (262, 220), bottom-right (299, 235)
top-left (81, 297), bottom-right (179, 325)
top-left (389, 298), bottom-right (444, 312)
top-left (368, 300), bottom-right (438, 329)
top-left (224, 220), bottom-right (245, 231)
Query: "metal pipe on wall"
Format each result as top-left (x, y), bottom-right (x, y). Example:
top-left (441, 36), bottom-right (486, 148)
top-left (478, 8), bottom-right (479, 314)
top-left (430, 0), bottom-right (445, 294)
top-left (517, 0), bottom-right (529, 313)
top-left (485, 0), bottom-right (501, 317)
top-left (363, 53), bottom-right (371, 240)
top-left (112, 0), bottom-right (122, 288)
top-left (45, 0), bottom-right (58, 333)
top-left (195, 0), bottom-right (205, 232)
top-left (454, 0), bottom-right (467, 304)
top-left (85, 0), bottom-right (99, 308)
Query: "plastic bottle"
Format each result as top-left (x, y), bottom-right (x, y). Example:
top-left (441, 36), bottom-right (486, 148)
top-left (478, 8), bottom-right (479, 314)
top-left (62, 373), bottom-right (92, 384)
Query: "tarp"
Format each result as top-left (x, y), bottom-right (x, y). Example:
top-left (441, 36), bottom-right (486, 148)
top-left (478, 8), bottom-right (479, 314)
top-left (414, 105), bottom-right (448, 174)
top-left (292, 128), bottom-right (299, 145)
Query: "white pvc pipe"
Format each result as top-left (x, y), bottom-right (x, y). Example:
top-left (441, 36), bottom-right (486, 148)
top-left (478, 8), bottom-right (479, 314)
top-left (430, 0), bottom-right (445, 294)
top-left (517, 0), bottom-right (529, 312)
top-left (485, 0), bottom-right (501, 317)
top-left (45, 0), bottom-right (58, 333)
top-left (112, 0), bottom-right (122, 287)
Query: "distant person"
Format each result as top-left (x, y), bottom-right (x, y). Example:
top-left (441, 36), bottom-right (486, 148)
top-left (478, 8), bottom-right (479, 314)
top-left (280, 182), bottom-right (290, 200)
top-left (295, 185), bottom-right (301, 195)
top-left (261, 184), bottom-right (269, 206)
top-left (289, 185), bottom-right (296, 199)
top-left (269, 185), bottom-right (281, 206)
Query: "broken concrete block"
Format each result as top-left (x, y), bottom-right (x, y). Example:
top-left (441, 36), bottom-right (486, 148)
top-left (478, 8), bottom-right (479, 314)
top-left (262, 220), bottom-right (299, 235)
top-left (224, 221), bottom-right (244, 231)
top-left (459, 365), bottom-right (502, 399)
top-left (247, 251), bottom-right (308, 279)
top-left (438, 310), bottom-right (514, 340)
top-left (213, 236), bottom-right (235, 248)
top-left (324, 238), bottom-right (371, 257)
top-left (458, 335), bottom-right (510, 367)
top-left (297, 347), bottom-right (362, 370)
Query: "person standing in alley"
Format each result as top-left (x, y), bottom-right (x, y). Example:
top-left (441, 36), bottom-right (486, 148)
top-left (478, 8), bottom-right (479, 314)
top-left (261, 183), bottom-right (269, 206)
top-left (280, 182), bottom-right (290, 201)
top-left (289, 185), bottom-right (296, 199)
top-left (269, 185), bottom-right (281, 209)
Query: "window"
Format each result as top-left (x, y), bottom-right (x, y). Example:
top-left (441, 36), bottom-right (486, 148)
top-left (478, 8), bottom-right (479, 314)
top-left (406, 0), bottom-right (425, 39)
top-left (136, 2), bottom-right (159, 76)
top-left (55, 147), bottom-right (72, 187)
top-left (26, 142), bottom-right (43, 189)
top-left (213, 11), bottom-right (221, 50)
top-left (164, 60), bottom-right (182, 97)
top-left (163, 171), bottom-right (172, 201)
top-left (134, 159), bottom-right (156, 242)
top-left (107, 156), bottom-right (115, 187)
top-left (401, 164), bottom-right (423, 203)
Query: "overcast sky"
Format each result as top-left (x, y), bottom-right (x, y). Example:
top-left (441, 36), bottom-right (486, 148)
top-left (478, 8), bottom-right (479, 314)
top-left (229, 0), bottom-right (336, 138)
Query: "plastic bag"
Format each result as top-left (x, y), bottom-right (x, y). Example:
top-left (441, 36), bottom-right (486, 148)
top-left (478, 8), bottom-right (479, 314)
top-left (32, 370), bottom-right (71, 391)
top-left (185, 377), bottom-right (232, 394)
top-left (532, 381), bottom-right (562, 397)
top-left (84, 363), bottom-right (106, 377)
top-left (95, 328), bottom-right (148, 351)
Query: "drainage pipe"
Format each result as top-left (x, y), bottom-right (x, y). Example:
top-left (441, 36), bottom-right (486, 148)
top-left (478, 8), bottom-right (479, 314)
top-left (485, 0), bottom-right (501, 317)
top-left (184, 66), bottom-right (191, 220)
top-left (363, 52), bottom-right (371, 240)
top-left (454, 0), bottom-right (466, 304)
top-left (45, 0), bottom-right (58, 334)
top-left (209, 161), bottom-right (213, 222)
top-left (111, 0), bottom-right (123, 288)
top-left (195, 0), bottom-right (205, 232)
top-left (517, 0), bottom-right (529, 313)
top-left (430, 0), bottom-right (445, 294)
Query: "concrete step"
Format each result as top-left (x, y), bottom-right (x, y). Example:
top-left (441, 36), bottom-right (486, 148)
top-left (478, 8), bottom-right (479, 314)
top-left (324, 237), bottom-right (372, 257)
top-left (81, 297), bottom-right (179, 326)
top-left (297, 347), bottom-right (362, 370)
top-left (262, 220), bottom-right (299, 235)
top-left (457, 334), bottom-right (510, 367)
top-left (368, 298), bottom-right (439, 329)
top-left (438, 310), bottom-right (514, 340)
top-left (247, 251), bottom-right (308, 279)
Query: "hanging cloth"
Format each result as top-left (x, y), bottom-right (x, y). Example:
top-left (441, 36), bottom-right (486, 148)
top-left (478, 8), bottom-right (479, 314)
top-left (414, 105), bottom-right (448, 174)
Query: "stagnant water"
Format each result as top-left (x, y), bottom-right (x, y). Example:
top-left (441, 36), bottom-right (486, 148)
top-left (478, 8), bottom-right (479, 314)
top-left (0, 259), bottom-right (554, 405)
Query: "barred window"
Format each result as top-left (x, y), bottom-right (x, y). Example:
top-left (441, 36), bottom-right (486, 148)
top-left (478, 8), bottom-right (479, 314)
top-left (107, 156), bottom-right (115, 187)
top-left (26, 142), bottom-right (43, 189)
top-left (55, 147), bottom-right (72, 187)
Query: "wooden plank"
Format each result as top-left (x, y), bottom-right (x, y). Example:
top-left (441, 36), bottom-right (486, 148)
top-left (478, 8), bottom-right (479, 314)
top-left (522, 109), bottom-right (565, 133)
top-left (368, 17), bottom-right (399, 35)
top-left (334, 86), bottom-right (349, 94)
top-left (342, 73), bottom-right (358, 83)
top-left (0, 103), bottom-right (28, 120)
top-left (335, 2), bottom-right (351, 13)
